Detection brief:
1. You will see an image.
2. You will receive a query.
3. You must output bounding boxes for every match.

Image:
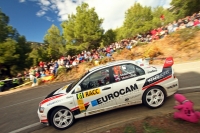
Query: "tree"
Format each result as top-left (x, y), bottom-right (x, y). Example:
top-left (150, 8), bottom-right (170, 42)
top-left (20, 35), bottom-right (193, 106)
top-left (170, 0), bottom-right (200, 18)
top-left (122, 3), bottom-right (153, 38)
top-left (151, 6), bottom-right (177, 28)
top-left (0, 39), bottom-right (19, 76)
top-left (28, 44), bottom-right (48, 66)
top-left (0, 9), bottom-right (19, 43)
top-left (0, 10), bottom-right (31, 77)
top-left (101, 29), bottom-right (116, 46)
top-left (44, 24), bottom-right (65, 59)
top-left (61, 2), bottom-right (104, 54)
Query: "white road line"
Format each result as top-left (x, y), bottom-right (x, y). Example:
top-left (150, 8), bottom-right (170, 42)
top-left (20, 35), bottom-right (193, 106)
top-left (9, 122), bottom-right (41, 133)
top-left (0, 96), bottom-right (45, 110)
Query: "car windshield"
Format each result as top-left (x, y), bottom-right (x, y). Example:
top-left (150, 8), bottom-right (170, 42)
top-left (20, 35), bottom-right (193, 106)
top-left (66, 71), bottom-right (90, 93)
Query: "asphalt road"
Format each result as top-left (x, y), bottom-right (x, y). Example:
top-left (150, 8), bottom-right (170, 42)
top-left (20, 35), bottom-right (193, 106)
top-left (0, 61), bottom-right (199, 133)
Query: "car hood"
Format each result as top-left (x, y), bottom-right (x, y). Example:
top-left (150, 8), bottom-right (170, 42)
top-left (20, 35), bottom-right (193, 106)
top-left (45, 83), bottom-right (71, 99)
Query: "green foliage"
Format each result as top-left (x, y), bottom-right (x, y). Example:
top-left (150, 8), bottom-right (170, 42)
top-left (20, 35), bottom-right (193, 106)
top-left (151, 7), bottom-right (177, 27)
top-left (0, 38), bottom-right (19, 65)
top-left (28, 42), bottom-right (50, 66)
top-left (62, 2), bottom-right (104, 53)
top-left (44, 24), bottom-right (65, 59)
top-left (115, 3), bottom-right (177, 41)
top-left (124, 126), bottom-right (136, 133)
top-left (143, 122), bottom-right (166, 133)
top-left (170, 0), bottom-right (200, 18)
top-left (101, 29), bottom-right (116, 46)
top-left (122, 3), bottom-right (153, 38)
top-left (0, 9), bottom-right (19, 43)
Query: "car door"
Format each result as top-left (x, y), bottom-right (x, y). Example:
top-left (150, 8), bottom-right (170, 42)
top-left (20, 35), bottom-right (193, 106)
top-left (111, 63), bottom-right (146, 106)
top-left (72, 67), bottom-right (117, 116)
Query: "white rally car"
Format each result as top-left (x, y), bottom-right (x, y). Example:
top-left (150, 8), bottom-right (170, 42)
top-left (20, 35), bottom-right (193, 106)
top-left (37, 57), bottom-right (179, 130)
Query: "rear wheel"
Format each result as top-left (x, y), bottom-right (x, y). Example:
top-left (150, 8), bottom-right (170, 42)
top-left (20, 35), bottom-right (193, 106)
top-left (142, 87), bottom-right (165, 108)
top-left (50, 107), bottom-right (74, 130)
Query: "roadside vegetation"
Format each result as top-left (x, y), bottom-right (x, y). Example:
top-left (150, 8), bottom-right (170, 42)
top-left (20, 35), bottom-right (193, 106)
top-left (101, 113), bottom-right (200, 133)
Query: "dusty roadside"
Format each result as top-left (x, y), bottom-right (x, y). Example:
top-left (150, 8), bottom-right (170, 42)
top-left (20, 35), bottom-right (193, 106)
top-left (100, 112), bottom-right (200, 133)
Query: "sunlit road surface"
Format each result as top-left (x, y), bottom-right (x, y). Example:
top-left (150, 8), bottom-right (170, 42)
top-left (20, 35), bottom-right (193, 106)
top-left (0, 61), bottom-right (199, 133)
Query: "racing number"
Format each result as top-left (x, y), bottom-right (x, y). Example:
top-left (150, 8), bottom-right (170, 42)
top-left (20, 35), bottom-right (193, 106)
top-left (77, 93), bottom-right (84, 99)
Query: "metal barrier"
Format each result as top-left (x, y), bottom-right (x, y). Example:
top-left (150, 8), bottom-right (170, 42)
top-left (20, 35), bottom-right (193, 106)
top-left (0, 77), bottom-right (30, 92)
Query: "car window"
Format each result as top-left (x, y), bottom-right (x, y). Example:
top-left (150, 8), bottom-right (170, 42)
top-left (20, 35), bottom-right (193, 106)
top-left (136, 66), bottom-right (145, 76)
top-left (80, 68), bottom-right (110, 91)
top-left (112, 64), bottom-right (144, 82)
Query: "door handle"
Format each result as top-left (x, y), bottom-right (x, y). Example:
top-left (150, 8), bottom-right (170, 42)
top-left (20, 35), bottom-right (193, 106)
top-left (136, 78), bottom-right (145, 81)
top-left (102, 87), bottom-right (111, 90)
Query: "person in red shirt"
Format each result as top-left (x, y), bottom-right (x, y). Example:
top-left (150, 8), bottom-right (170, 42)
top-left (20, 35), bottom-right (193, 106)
top-left (193, 19), bottom-right (200, 26)
top-left (39, 61), bottom-right (44, 67)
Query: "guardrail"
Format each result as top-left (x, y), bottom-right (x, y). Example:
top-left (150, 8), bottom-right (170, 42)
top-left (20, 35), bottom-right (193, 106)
top-left (0, 77), bottom-right (30, 92)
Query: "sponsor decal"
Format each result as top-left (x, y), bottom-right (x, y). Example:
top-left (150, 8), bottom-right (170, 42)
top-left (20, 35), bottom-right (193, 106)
top-left (66, 96), bottom-right (73, 99)
top-left (47, 99), bottom-right (64, 106)
top-left (147, 70), bottom-right (170, 83)
top-left (143, 68), bottom-right (172, 90)
top-left (148, 69), bottom-right (157, 73)
top-left (125, 93), bottom-right (141, 102)
top-left (77, 99), bottom-right (86, 112)
top-left (71, 102), bottom-right (90, 115)
top-left (120, 72), bottom-right (137, 80)
top-left (167, 84), bottom-right (177, 89)
top-left (125, 98), bottom-right (129, 101)
top-left (76, 88), bottom-right (101, 99)
top-left (91, 84), bottom-right (138, 107)
top-left (40, 94), bottom-right (65, 106)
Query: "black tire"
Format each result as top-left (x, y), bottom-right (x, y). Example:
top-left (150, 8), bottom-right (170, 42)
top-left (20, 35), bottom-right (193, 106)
top-left (50, 107), bottom-right (74, 130)
top-left (142, 87), bottom-right (165, 109)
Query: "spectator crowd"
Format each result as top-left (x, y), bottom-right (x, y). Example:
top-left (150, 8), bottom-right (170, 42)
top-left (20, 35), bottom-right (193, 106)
top-left (2, 11), bottom-right (200, 88)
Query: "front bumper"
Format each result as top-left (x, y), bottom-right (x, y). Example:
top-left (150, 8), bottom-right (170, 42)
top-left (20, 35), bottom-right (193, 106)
top-left (37, 110), bottom-right (49, 126)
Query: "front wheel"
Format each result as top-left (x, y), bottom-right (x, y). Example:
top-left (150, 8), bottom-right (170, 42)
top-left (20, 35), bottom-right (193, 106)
top-left (50, 107), bottom-right (74, 130)
top-left (142, 87), bottom-right (165, 109)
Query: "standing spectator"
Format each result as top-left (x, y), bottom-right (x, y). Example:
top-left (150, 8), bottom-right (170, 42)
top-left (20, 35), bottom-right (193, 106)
top-left (193, 19), bottom-right (200, 27)
top-left (167, 23), bottom-right (174, 34)
top-left (39, 61), bottom-right (44, 68)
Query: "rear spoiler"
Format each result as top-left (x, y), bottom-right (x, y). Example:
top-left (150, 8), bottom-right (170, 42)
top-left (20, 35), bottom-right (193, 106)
top-left (135, 56), bottom-right (174, 68)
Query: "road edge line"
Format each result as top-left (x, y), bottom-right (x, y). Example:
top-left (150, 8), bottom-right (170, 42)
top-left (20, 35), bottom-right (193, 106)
top-left (9, 123), bottom-right (41, 133)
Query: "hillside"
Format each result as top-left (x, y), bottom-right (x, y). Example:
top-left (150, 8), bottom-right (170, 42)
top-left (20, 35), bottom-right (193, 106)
top-left (54, 28), bottom-right (200, 82)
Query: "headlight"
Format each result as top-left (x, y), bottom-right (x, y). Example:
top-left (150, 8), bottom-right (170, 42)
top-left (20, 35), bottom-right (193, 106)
top-left (39, 107), bottom-right (45, 113)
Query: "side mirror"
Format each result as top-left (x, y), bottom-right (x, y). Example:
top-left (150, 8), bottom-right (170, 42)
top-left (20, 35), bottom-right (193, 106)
top-left (75, 85), bottom-right (81, 93)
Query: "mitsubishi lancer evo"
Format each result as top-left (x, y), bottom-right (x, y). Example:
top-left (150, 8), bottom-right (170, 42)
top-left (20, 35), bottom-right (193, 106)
top-left (37, 57), bottom-right (179, 130)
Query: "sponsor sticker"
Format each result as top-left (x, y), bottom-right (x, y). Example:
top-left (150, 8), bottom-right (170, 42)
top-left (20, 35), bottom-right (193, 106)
top-left (77, 99), bottom-right (84, 105)
top-left (47, 99), bottom-right (64, 106)
top-left (84, 88), bottom-right (100, 97)
top-left (167, 84), bottom-right (177, 89)
top-left (78, 104), bottom-right (86, 112)
top-left (91, 84), bottom-right (138, 107)
top-left (76, 88), bottom-right (101, 99)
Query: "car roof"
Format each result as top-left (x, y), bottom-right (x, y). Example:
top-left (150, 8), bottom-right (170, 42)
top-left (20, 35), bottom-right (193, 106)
top-left (89, 60), bottom-right (135, 72)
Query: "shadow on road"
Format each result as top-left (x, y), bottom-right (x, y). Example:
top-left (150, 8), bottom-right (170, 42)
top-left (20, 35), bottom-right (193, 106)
top-left (175, 71), bottom-right (200, 88)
